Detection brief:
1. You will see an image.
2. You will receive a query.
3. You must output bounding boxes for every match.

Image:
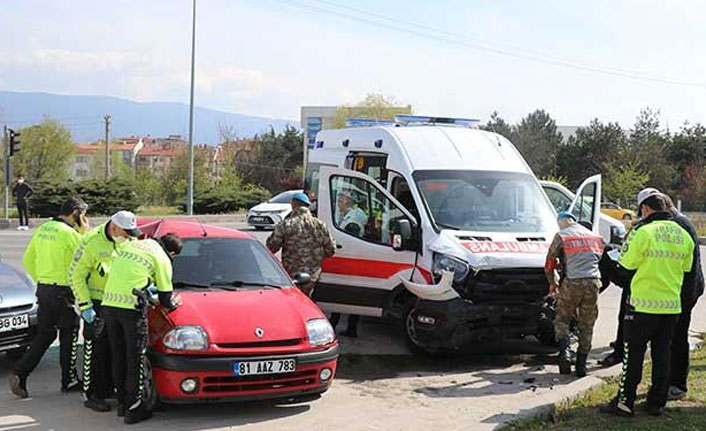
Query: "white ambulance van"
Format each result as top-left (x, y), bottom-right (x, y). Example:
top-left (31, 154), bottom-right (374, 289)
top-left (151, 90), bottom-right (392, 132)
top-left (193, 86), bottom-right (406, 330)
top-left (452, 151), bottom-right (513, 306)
top-left (306, 116), bottom-right (603, 352)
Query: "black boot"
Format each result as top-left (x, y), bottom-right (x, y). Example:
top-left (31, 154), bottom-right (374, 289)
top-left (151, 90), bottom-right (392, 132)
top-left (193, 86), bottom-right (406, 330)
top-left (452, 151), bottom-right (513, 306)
top-left (9, 372), bottom-right (28, 398)
top-left (124, 405), bottom-right (152, 425)
top-left (575, 353), bottom-right (588, 377)
top-left (558, 338), bottom-right (571, 375)
top-left (84, 396), bottom-right (111, 412)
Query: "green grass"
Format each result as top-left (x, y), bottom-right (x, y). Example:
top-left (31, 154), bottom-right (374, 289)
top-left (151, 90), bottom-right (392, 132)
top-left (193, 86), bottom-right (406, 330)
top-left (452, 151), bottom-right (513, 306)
top-left (135, 206), bottom-right (183, 216)
top-left (501, 344), bottom-right (706, 431)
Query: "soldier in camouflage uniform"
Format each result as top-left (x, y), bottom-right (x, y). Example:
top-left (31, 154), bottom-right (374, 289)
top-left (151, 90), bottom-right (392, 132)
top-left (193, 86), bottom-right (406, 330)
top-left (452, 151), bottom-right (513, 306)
top-left (266, 192), bottom-right (336, 296)
top-left (545, 211), bottom-right (604, 377)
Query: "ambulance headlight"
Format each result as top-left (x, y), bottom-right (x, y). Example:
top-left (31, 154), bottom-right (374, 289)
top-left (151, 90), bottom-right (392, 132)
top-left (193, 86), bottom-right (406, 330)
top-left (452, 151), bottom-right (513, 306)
top-left (433, 253), bottom-right (470, 283)
top-left (163, 326), bottom-right (209, 351)
top-left (307, 318), bottom-right (335, 347)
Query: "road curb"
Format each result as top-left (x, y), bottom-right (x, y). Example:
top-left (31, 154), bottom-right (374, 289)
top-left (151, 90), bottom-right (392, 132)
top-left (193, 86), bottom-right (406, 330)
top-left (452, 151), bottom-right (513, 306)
top-left (492, 362), bottom-right (622, 430)
top-left (0, 214), bottom-right (247, 229)
top-left (494, 338), bottom-right (704, 430)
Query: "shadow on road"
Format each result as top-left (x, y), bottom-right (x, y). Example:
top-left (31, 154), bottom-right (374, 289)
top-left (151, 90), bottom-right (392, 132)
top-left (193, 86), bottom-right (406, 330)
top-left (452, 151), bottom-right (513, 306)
top-left (0, 353), bottom-right (312, 431)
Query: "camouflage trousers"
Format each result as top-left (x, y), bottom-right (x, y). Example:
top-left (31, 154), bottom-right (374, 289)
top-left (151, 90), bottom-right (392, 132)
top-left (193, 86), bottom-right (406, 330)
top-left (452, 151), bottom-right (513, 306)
top-left (554, 278), bottom-right (601, 354)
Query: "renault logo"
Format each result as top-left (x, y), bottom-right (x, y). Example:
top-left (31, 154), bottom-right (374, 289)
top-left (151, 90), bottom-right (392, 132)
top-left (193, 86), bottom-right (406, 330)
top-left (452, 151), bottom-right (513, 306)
top-left (254, 327), bottom-right (265, 338)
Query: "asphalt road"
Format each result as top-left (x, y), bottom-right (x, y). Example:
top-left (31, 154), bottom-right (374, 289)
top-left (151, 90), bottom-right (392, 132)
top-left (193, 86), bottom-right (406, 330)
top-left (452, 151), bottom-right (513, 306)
top-left (1, 223), bottom-right (705, 431)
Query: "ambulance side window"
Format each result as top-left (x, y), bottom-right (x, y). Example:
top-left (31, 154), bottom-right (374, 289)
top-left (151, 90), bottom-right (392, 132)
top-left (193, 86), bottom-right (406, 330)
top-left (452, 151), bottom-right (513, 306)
top-left (330, 175), bottom-right (409, 247)
top-left (391, 176), bottom-right (420, 223)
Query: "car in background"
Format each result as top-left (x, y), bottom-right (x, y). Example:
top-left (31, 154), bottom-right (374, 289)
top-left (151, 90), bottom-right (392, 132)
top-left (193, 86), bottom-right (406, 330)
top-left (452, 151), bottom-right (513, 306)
top-left (601, 202), bottom-right (637, 222)
top-left (0, 257), bottom-right (38, 361)
top-left (137, 219), bottom-right (338, 405)
top-left (541, 181), bottom-right (626, 245)
top-left (247, 189), bottom-right (303, 230)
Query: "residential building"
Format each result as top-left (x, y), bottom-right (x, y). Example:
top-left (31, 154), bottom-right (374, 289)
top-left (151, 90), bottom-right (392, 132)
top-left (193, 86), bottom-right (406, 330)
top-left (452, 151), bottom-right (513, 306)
top-left (71, 141), bottom-right (140, 180)
top-left (70, 134), bottom-right (188, 180)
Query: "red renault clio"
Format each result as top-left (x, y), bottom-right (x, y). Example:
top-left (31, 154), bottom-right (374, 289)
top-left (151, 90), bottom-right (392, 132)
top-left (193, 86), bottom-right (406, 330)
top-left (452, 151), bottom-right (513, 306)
top-left (136, 219), bottom-right (338, 405)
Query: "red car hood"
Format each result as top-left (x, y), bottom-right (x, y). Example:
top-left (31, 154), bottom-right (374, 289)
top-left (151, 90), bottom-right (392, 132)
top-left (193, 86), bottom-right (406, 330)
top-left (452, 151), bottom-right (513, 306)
top-left (167, 288), bottom-right (324, 344)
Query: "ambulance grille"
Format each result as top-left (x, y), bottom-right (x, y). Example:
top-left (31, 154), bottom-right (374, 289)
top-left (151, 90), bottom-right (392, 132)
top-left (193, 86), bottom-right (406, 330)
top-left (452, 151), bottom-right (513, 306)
top-left (467, 268), bottom-right (548, 304)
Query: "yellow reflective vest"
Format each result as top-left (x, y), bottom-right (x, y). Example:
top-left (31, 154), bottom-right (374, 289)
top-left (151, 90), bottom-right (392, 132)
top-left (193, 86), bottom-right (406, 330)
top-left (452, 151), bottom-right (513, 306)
top-left (620, 218), bottom-right (694, 314)
top-left (23, 218), bottom-right (81, 286)
top-left (68, 223), bottom-right (127, 310)
top-left (102, 239), bottom-right (174, 310)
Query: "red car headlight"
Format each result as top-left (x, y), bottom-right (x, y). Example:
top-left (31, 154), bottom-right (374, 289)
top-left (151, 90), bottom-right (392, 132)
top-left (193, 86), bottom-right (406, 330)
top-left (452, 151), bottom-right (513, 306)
top-left (163, 326), bottom-right (209, 351)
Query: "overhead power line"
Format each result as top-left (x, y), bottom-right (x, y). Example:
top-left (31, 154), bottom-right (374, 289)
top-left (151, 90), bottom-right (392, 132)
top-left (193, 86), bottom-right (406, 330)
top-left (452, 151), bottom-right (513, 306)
top-left (265, 0), bottom-right (706, 89)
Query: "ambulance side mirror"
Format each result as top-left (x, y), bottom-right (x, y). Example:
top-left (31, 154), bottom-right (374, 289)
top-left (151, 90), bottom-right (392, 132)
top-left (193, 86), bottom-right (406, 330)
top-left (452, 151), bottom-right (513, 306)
top-left (392, 219), bottom-right (414, 251)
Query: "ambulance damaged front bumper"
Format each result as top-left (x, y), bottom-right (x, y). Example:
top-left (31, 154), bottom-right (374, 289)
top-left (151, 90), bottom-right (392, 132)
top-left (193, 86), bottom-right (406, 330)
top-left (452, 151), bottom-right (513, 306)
top-left (402, 267), bottom-right (549, 351)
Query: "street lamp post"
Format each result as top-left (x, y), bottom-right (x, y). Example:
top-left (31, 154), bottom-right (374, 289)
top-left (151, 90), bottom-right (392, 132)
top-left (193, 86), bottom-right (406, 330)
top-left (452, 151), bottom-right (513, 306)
top-left (186, 0), bottom-right (197, 215)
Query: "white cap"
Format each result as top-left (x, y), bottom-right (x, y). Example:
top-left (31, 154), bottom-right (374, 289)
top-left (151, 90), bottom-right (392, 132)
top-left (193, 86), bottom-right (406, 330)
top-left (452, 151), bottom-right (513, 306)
top-left (110, 210), bottom-right (142, 237)
top-left (637, 187), bottom-right (661, 207)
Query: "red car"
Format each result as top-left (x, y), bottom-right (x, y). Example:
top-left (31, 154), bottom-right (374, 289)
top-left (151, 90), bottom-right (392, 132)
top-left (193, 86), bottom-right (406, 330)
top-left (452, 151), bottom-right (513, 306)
top-left (136, 219), bottom-right (338, 405)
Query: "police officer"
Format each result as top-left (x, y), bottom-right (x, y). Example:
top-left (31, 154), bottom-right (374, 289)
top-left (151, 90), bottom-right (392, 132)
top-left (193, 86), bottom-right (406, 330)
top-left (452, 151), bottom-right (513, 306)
top-left (68, 210), bottom-right (143, 412)
top-left (266, 192), bottom-right (336, 295)
top-left (9, 196), bottom-right (88, 398)
top-left (662, 194), bottom-right (704, 400)
top-left (102, 233), bottom-right (182, 424)
top-left (545, 211), bottom-right (604, 377)
top-left (601, 189), bottom-right (694, 417)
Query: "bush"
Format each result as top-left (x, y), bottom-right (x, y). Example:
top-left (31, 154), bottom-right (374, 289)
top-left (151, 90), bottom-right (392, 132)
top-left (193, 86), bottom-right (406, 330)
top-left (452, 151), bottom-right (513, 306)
top-left (27, 179), bottom-right (140, 217)
top-left (189, 184), bottom-right (271, 214)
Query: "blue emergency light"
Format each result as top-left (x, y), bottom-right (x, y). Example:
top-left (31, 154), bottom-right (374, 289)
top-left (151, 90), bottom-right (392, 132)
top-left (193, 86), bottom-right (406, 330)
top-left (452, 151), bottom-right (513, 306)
top-left (345, 118), bottom-right (396, 127)
top-left (394, 115), bottom-right (480, 126)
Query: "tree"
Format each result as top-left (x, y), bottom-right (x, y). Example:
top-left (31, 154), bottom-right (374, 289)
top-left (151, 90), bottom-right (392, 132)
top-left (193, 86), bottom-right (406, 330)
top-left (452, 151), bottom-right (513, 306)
top-left (668, 123), bottom-right (706, 201)
top-left (332, 93), bottom-right (412, 128)
top-left (11, 116), bottom-right (75, 182)
top-left (482, 111), bottom-right (512, 139)
top-left (603, 160), bottom-right (649, 207)
top-left (164, 149), bottom-right (211, 206)
top-left (91, 150), bottom-right (133, 181)
top-left (511, 110), bottom-right (563, 178)
top-left (556, 119), bottom-right (627, 188)
top-left (234, 126), bottom-right (303, 192)
top-left (625, 108), bottom-right (675, 192)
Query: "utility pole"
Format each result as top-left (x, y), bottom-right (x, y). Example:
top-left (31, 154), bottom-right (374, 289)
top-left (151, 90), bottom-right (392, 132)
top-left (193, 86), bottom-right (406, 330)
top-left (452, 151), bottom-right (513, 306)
top-left (3, 126), bottom-right (9, 221)
top-left (104, 114), bottom-right (111, 179)
top-left (186, 0), bottom-right (197, 215)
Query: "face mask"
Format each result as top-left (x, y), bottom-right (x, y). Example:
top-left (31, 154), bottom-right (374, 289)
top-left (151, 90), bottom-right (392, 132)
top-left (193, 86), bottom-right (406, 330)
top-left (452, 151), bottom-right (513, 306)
top-left (114, 236), bottom-right (128, 244)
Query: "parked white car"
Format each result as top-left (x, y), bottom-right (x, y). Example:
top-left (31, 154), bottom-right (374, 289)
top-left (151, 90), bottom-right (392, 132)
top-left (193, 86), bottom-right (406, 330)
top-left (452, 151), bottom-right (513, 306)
top-left (540, 180), bottom-right (626, 245)
top-left (247, 189), bottom-right (303, 230)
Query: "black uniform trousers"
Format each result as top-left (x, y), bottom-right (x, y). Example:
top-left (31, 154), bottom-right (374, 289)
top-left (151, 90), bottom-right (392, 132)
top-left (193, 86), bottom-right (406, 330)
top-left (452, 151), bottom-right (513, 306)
top-left (612, 287), bottom-right (630, 357)
top-left (16, 200), bottom-right (29, 226)
top-left (14, 284), bottom-right (80, 387)
top-left (82, 301), bottom-right (112, 400)
top-left (670, 307), bottom-right (693, 393)
top-left (617, 311), bottom-right (678, 409)
top-left (104, 306), bottom-right (148, 411)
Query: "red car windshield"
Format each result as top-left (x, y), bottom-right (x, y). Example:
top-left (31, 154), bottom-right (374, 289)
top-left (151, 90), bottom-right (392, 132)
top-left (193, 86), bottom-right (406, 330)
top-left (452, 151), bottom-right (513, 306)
top-left (172, 238), bottom-right (291, 289)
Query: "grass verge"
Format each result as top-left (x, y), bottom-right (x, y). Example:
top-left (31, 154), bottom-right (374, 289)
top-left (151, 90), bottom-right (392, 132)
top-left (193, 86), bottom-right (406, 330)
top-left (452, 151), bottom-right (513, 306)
top-left (501, 343), bottom-right (706, 431)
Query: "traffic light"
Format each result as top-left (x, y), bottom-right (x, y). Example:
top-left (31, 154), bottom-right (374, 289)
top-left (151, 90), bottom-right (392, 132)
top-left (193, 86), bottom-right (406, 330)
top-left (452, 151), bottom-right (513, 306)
top-left (8, 129), bottom-right (20, 156)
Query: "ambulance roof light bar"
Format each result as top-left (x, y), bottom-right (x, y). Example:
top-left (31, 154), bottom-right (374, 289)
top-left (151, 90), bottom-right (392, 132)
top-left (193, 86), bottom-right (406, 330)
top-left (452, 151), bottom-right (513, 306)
top-left (394, 115), bottom-right (481, 127)
top-left (345, 118), bottom-right (396, 127)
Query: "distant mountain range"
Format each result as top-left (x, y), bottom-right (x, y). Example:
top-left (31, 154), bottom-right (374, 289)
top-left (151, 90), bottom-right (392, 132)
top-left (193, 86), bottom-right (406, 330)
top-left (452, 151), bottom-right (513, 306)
top-left (0, 91), bottom-right (298, 144)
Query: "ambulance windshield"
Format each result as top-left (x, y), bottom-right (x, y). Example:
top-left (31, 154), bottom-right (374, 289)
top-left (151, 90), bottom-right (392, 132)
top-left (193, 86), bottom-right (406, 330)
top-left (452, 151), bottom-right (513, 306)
top-left (414, 170), bottom-right (555, 233)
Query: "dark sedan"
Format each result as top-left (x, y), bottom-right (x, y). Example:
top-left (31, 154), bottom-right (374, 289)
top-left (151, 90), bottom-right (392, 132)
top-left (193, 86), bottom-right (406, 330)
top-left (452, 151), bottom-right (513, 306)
top-left (0, 259), bottom-right (38, 361)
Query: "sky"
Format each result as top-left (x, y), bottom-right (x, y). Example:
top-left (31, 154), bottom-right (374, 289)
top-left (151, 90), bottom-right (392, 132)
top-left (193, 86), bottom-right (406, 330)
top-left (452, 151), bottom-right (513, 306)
top-left (1, 0), bottom-right (705, 129)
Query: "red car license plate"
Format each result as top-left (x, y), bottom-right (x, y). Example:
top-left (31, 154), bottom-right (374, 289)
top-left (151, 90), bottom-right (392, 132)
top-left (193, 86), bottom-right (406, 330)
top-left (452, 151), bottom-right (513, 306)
top-left (233, 359), bottom-right (296, 376)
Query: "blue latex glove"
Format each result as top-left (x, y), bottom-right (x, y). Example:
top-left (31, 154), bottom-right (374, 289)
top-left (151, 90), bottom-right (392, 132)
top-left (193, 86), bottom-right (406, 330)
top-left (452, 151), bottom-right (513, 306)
top-left (147, 285), bottom-right (158, 295)
top-left (82, 308), bottom-right (96, 324)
